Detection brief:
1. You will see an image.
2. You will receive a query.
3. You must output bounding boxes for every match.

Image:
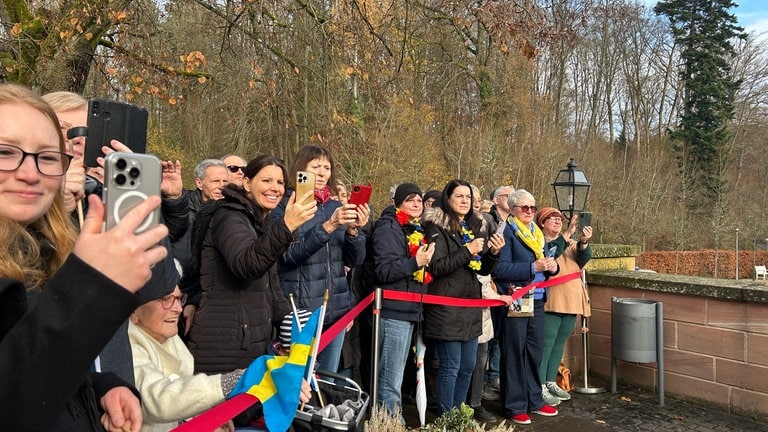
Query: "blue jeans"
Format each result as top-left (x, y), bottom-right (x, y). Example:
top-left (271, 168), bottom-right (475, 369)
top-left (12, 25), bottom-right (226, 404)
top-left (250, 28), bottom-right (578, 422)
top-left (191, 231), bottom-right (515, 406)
top-left (500, 300), bottom-right (546, 416)
top-left (486, 338), bottom-right (500, 383)
top-left (433, 338), bottom-right (478, 416)
top-left (376, 318), bottom-right (414, 415)
top-left (317, 328), bottom-right (346, 378)
top-left (468, 342), bottom-right (489, 407)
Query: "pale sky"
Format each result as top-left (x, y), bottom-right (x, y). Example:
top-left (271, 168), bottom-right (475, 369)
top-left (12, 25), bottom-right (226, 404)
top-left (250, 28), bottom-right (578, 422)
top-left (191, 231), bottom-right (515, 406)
top-left (643, 0), bottom-right (768, 40)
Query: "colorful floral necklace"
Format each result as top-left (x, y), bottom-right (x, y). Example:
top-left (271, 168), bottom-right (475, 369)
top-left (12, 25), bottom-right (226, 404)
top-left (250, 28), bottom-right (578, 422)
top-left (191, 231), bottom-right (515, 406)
top-left (460, 220), bottom-right (482, 271)
top-left (396, 208), bottom-right (433, 284)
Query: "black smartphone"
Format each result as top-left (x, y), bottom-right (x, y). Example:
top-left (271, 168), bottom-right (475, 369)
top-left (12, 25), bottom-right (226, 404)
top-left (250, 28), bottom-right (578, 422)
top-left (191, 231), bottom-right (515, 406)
top-left (85, 98), bottom-right (149, 167)
top-left (578, 211), bottom-right (592, 233)
top-left (103, 152), bottom-right (161, 234)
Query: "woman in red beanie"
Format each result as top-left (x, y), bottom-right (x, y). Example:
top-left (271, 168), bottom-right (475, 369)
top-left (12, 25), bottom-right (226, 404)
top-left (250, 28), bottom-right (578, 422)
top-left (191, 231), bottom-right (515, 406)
top-left (535, 208), bottom-right (593, 406)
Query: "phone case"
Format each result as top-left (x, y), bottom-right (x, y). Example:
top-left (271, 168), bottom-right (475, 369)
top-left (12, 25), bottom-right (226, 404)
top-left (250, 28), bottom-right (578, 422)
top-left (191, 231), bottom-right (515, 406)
top-left (496, 220), bottom-right (507, 236)
top-left (103, 152), bottom-right (161, 233)
top-left (85, 99), bottom-right (148, 167)
top-left (348, 184), bottom-right (372, 206)
top-left (578, 211), bottom-right (592, 232)
top-left (295, 171), bottom-right (316, 205)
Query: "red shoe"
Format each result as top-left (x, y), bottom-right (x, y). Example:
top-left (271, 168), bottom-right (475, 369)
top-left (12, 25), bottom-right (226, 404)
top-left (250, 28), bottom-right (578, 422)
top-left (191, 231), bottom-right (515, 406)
top-left (510, 413), bottom-right (532, 425)
top-left (532, 404), bottom-right (558, 416)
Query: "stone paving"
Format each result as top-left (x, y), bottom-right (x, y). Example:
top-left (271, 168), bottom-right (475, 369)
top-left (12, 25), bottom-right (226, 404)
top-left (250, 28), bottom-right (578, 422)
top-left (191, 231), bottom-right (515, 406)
top-left (402, 382), bottom-right (768, 431)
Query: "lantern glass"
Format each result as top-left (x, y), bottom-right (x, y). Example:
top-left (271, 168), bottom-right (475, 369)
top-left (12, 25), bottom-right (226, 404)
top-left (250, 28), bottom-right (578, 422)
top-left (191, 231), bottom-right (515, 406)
top-left (552, 159), bottom-right (591, 221)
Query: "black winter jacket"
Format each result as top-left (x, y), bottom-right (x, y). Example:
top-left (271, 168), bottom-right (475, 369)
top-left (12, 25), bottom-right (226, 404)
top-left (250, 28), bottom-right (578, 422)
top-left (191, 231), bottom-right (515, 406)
top-left (421, 207), bottom-right (499, 341)
top-left (188, 187), bottom-right (292, 374)
top-left (372, 206), bottom-right (429, 322)
top-left (0, 256), bottom-right (141, 431)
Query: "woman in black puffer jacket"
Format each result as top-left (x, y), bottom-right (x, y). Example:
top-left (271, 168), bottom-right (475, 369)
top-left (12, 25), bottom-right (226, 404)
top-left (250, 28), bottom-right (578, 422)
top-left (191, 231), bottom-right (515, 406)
top-left (188, 156), bottom-right (316, 374)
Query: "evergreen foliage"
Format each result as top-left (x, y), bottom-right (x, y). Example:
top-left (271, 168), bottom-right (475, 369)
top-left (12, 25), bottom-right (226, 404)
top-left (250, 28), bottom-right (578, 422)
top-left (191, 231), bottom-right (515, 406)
top-left (653, 0), bottom-right (746, 216)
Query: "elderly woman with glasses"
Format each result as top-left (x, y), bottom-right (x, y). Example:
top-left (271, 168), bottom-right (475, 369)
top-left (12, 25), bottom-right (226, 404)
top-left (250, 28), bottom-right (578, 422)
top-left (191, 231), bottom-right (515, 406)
top-left (491, 189), bottom-right (560, 425)
top-left (534, 208), bottom-right (593, 406)
top-left (129, 272), bottom-right (241, 432)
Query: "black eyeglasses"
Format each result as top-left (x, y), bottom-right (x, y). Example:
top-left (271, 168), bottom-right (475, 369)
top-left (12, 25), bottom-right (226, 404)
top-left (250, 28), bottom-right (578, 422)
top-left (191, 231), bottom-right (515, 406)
top-left (513, 205), bottom-right (537, 213)
top-left (0, 143), bottom-right (72, 176)
top-left (227, 165), bottom-right (245, 174)
top-left (158, 293), bottom-right (188, 310)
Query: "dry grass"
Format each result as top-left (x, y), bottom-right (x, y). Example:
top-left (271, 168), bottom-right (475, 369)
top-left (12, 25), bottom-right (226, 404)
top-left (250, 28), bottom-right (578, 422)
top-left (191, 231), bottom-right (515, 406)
top-left (364, 405), bottom-right (516, 432)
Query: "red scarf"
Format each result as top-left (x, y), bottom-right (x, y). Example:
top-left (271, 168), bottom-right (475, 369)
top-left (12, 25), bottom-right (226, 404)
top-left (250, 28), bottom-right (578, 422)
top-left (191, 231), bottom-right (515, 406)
top-left (314, 186), bottom-right (332, 204)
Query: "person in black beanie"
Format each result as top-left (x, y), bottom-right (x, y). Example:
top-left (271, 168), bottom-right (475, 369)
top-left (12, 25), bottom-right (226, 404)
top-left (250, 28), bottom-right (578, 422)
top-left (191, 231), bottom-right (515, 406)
top-left (423, 189), bottom-right (441, 209)
top-left (371, 182), bottom-right (435, 417)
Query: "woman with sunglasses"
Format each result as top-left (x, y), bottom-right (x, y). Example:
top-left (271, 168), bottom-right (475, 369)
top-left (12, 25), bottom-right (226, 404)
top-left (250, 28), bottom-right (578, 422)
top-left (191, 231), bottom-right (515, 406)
top-left (492, 189), bottom-right (560, 425)
top-left (0, 84), bottom-right (169, 431)
top-left (421, 179), bottom-right (505, 415)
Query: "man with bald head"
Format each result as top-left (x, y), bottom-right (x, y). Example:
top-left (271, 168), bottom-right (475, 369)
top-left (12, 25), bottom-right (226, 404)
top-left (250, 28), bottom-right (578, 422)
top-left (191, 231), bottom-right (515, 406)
top-left (222, 154), bottom-right (247, 187)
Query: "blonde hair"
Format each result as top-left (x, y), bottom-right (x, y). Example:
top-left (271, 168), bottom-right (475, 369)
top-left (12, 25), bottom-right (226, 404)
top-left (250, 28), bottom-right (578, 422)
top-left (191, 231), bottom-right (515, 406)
top-left (41, 91), bottom-right (88, 112)
top-left (0, 84), bottom-right (77, 290)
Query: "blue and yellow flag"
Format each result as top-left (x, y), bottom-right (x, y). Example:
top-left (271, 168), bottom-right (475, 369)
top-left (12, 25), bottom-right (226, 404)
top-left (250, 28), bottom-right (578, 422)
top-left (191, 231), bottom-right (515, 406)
top-left (230, 309), bottom-right (320, 432)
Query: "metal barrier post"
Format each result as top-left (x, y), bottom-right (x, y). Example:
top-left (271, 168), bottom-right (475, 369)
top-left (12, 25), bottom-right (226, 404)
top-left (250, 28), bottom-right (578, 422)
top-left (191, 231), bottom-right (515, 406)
top-left (573, 271), bottom-right (606, 395)
top-left (573, 315), bottom-right (606, 394)
top-left (370, 288), bottom-right (382, 407)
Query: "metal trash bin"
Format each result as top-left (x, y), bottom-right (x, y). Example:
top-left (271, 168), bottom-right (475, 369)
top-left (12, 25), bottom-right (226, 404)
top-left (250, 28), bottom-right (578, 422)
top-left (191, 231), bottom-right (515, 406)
top-left (610, 297), bottom-right (664, 406)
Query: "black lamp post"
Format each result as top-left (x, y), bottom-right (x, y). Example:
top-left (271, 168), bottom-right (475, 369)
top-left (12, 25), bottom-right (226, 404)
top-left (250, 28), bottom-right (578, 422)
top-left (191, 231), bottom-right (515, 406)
top-left (552, 158), bottom-right (591, 221)
top-left (553, 159), bottom-right (603, 394)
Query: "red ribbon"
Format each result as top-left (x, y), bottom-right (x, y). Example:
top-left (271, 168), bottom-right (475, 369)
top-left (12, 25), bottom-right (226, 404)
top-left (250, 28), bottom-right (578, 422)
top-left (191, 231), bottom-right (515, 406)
top-left (172, 393), bottom-right (258, 431)
top-left (174, 271), bottom-right (582, 431)
top-left (318, 292), bottom-right (375, 352)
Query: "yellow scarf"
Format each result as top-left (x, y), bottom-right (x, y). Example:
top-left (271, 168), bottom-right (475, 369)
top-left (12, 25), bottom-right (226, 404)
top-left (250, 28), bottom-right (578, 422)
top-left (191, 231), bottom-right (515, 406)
top-left (510, 216), bottom-right (545, 259)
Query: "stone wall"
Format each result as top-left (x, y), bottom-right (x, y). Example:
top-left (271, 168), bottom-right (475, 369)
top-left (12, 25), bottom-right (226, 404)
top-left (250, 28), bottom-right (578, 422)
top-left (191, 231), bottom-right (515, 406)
top-left (561, 268), bottom-right (768, 422)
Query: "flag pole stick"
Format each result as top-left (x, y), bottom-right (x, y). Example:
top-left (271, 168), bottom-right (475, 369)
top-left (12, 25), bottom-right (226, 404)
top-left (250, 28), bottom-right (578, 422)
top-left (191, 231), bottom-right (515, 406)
top-left (76, 199), bottom-right (84, 228)
top-left (301, 290), bottom-right (329, 409)
top-left (290, 294), bottom-right (325, 408)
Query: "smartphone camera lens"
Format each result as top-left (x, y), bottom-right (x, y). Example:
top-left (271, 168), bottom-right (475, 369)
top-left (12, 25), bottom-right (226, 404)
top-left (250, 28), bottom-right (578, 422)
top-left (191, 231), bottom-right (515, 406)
top-left (129, 167), bottom-right (140, 179)
top-left (116, 158), bottom-right (127, 170)
top-left (115, 173), bottom-right (126, 185)
top-left (353, 186), bottom-right (360, 192)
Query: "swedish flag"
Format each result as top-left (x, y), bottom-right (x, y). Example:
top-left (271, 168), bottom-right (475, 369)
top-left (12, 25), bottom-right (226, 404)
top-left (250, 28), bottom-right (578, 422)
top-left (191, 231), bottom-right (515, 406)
top-left (230, 309), bottom-right (320, 432)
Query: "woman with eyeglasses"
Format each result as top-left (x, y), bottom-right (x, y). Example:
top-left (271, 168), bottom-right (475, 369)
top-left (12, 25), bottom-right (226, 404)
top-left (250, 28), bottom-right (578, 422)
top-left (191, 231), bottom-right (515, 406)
top-left (129, 263), bottom-right (241, 432)
top-left (491, 189), bottom-right (560, 425)
top-left (0, 84), bottom-right (169, 431)
top-left (188, 155), bottom-right (317, 376)
top-left (535, 208), bottom-right (593, 407)
top-left (421, 179), bottom-right (505, 415)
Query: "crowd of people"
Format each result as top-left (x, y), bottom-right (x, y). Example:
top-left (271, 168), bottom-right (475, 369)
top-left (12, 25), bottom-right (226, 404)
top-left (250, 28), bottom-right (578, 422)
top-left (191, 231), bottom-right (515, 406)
top-left (0, 83), bottom-right (594, 430)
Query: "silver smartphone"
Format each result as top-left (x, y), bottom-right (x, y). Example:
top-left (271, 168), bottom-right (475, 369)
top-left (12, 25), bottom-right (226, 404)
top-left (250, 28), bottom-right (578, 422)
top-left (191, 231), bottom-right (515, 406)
top-left (547, 246), bottom-right (557, 258)
top-left (496, 220), bottom-right (507, 237)
top-left (102, 152), bottom-right (161, 233)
